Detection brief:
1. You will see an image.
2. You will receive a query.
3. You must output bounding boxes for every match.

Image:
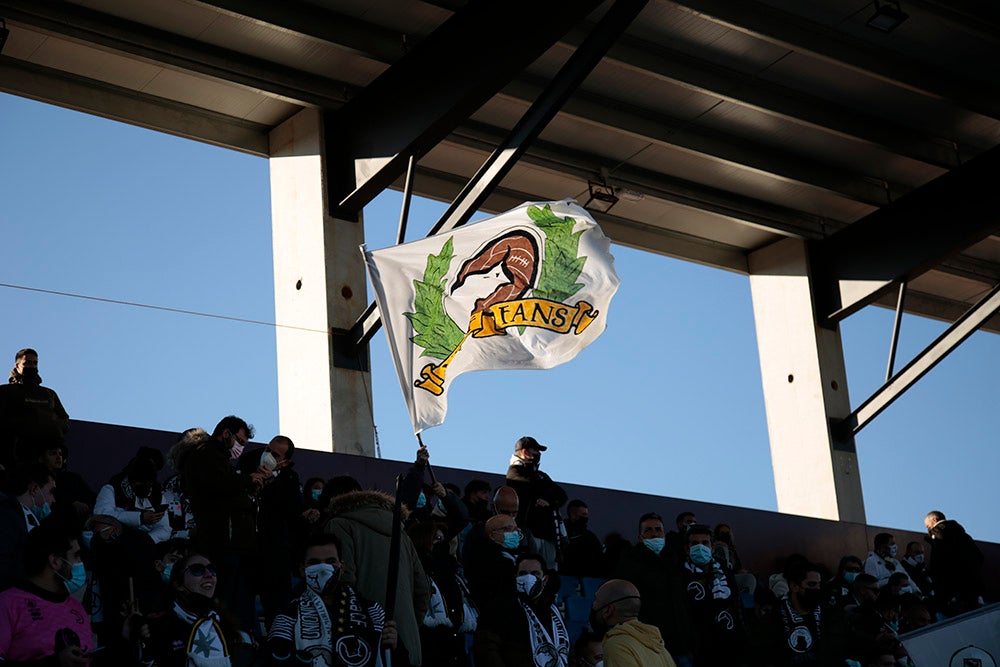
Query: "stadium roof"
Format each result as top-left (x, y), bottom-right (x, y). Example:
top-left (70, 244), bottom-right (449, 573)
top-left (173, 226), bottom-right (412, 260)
top-left (3, 0), bottom-right (999, 328)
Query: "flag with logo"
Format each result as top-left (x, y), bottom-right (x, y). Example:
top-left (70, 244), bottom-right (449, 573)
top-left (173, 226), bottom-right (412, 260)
top-left (364, 199), bottom-right (620, 434)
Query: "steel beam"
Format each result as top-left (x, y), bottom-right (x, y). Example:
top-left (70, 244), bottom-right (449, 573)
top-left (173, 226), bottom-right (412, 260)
top-left (345, 0), bottom-right (649, 348)
top-left (666, 0), bottom-right (1000, 121)
top-left (0, 0), bottom-right (356, 108)
top-left (840, 282), bottom-right (1000, 437)
top-left (502, 77), bottom-right (911, 206)
top-left (811, 144), bottom-right (1000, 323)
top-left (324, 0), bottom-right (603, 219)
top-left (0, 56), bottom-right (270, 155)
top-left (563, 26), bottom-right (967, 170)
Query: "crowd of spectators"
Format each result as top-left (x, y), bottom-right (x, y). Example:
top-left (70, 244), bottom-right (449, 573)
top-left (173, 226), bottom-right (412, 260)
top-left (0, 348), bottom-right (991, 667)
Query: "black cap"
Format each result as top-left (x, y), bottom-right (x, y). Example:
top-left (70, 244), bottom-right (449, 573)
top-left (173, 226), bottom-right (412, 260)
top-left (515, 436), bottom-right (547, 452)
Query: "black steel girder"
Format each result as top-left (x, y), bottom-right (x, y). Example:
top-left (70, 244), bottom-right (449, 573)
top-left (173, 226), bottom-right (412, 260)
top-left (324, 0), bottom-right (603, 219)
top-left (811, 144), bottom-right (1000, 324)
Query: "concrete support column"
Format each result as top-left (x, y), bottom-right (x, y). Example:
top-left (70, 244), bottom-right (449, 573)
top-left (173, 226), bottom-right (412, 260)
top-left (269, 108), bottom-right (374, 455)
top-left (749, 238), bottom-right (865, 523)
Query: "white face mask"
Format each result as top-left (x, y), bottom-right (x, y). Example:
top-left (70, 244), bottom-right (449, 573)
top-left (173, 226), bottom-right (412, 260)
top-left (260, 450), bottom-right (278, 472)
top-left (888, 544), bottom-right (898, 558)
top-left (304, 563), bottom-right (337, 594)
top-left (909, 554), bottom-right (924, 565)
top-left (230, 438), bottom-right (245, 460)
top-left (516, 573), bottom-right (541, 598)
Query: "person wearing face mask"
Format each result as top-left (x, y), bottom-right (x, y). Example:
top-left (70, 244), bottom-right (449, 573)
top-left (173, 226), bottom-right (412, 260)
top-left (0, 464), bottom-right (57, 591)
top-left (137, 552), bottom-right (251, 667)
top-left (399, 447), bottom-right (470, 540)
top-left (590, 579), bottom-right (676, 667)
top-left (612, 512), bottom-right (692, 665)
top-left (464, 513), bottom-right (524, 607)
top-left (560, 500), bottom-right (603, 579)
top-left (267, 534), bottom-right (398, 667)
top-left (407, 521), bottom-right (476, 666)
top-left (322, 481), bottom-right (429, 666)
top-left (863, 533), bottom-right (903, 588)
top-left (183, 415), bottom-right (267, 634)
top-left (828, 556), bottom-right (864, 609)
top-left (237, 435), bottom-right (306, 629)
top-left (0, 522), bottom-right (93, 666)
top-left (757, 561), bottom-right (849, 667)
top-left (0, 348), bottom-right (70, 471)
top-left (505, 437), bottom-right (567, 571)
top-left (898, 542), bottom-right (933, 601)
top-left (475, 553), bottom-right (569, 667)
top-left (923, 510), bottom-right (983, 617)
top-left (679, 525), bottom-right (747, 666)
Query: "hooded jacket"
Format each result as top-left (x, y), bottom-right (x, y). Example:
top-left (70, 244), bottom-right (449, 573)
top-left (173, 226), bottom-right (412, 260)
top-left (603, 618), bottom-right (678, 667)
top-left (324, 490), bottom-right (430, 666)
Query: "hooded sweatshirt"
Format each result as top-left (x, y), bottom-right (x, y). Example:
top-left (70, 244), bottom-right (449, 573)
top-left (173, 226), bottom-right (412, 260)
top-left (603, 618), bottom-right (677, 667)
top-left (324, 490), bottom-right (430, 666)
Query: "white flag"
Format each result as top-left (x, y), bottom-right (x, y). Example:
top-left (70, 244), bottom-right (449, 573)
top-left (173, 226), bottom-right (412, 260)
top-left (364, 199), bottom-right (620, 434)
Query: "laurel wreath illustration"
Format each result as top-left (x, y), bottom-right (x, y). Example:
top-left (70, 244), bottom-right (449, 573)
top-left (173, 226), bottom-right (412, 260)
top-left (405, 204), bottom-right (588, 360)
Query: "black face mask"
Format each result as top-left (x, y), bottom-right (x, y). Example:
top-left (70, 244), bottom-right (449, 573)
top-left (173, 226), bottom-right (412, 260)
top-left (588, 607), bottom-right (609, 638)
top-left (571, 517), bottom-right (589, 530)
top-left (431, 541), bottom-right (452, 560)
top-left (20, 368), bottom-right (41, 385)
top-left (799, 589), bottom-right (825, 609)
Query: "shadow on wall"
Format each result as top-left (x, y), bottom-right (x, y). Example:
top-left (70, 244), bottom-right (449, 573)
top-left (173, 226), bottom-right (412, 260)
top-left (66, 419), bottom-right (999, 599)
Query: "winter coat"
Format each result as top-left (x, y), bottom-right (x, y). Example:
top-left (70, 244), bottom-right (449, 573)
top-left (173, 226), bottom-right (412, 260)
top-left (505, 459), bottom-right (567, 542)
top-left (323, 490), bottom-right (430, 666)
top-left (603, 618), bottom-right (678, 667)
top-left (182, 440), bottom-right (256, 555)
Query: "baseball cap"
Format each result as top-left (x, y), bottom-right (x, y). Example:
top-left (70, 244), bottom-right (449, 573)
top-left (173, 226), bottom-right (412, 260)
top-left (514, 436), bottom-right (547, 452)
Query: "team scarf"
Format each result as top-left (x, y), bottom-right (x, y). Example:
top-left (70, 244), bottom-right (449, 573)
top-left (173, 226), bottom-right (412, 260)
top-left (423, 575), bottom-right (478, 632)
top-left (174, 602), bottom-right (231, 667)
top-left (778, 598), bottom-right (822, 662)
top-left (519, 600), bottom-right (569, 667)
top-left (274, 585), bottom-right (383, 667)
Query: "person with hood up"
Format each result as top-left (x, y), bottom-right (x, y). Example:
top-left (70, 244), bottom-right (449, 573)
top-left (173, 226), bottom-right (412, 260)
top-left (322, 479), bottom-right (429, 667)
top-left (590, 578), bottom-right (677, 667)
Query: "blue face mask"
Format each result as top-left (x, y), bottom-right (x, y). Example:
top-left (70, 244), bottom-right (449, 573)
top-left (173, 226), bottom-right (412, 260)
top-left (161, 563), bottom-right (174, 583)
top-left (310, 488), bottom-right (322, 502)
top-left (416, 492), bottom-right (427, 509)
top-left (60, 560), bottom-right (87, 594)
top-left (843, 571), bottom-right (858, 584)
top-left (31, 489), bottom-right (52, 522)
top-left (886, 620), bottom-right (899, 633)
top-left (689, 544), bottom-right (713, 565)
top-left (643, 537), bottom-right (665, 555)
top-left (502, 531), bottom-right (521, 550)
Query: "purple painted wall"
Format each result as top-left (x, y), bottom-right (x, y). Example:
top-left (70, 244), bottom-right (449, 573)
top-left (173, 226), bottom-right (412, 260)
top-left (65, 419), bottom-right (999, 599)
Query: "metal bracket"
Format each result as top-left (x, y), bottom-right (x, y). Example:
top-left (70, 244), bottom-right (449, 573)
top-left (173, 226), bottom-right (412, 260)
top-left (837, 281), bottom-right (1000, 437)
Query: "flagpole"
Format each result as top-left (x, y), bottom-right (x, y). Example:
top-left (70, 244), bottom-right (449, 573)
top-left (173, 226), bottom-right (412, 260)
top-left (416, 433), bottom-right (438, 485)
top-left (383, 474), bottom-right (404, 667)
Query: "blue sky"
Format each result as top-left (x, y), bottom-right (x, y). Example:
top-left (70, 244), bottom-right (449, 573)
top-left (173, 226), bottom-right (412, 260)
top-left (2, 93), bottom-right (997, 543)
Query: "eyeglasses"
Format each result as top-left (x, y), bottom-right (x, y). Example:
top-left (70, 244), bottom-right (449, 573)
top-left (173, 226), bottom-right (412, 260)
top-left (185, 563), bottom-right (217, 577)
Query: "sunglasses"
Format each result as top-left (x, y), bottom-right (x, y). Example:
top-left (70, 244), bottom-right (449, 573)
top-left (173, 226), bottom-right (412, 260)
top-left (185, 563), bottom-right (217, 577)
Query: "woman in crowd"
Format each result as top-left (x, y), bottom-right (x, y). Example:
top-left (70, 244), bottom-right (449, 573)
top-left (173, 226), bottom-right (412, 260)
top-left (136, 552), bottom-right (253, 667)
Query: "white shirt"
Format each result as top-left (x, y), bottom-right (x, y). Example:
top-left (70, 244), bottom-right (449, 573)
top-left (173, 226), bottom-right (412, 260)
top-left (94, 484), bottom-right (171, 543)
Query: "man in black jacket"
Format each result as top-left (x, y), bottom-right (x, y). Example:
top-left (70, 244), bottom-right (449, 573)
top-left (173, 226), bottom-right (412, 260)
top-left (505, 436), bottom-right (567, 570)
top-left (924, 510), bottom-right (983, 615)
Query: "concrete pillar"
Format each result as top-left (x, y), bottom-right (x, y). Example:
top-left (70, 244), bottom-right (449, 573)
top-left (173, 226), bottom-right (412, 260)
top-left (269, 109), bottom-right (374, 455)
top-left (749, 238), bottom-right (865, 523)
